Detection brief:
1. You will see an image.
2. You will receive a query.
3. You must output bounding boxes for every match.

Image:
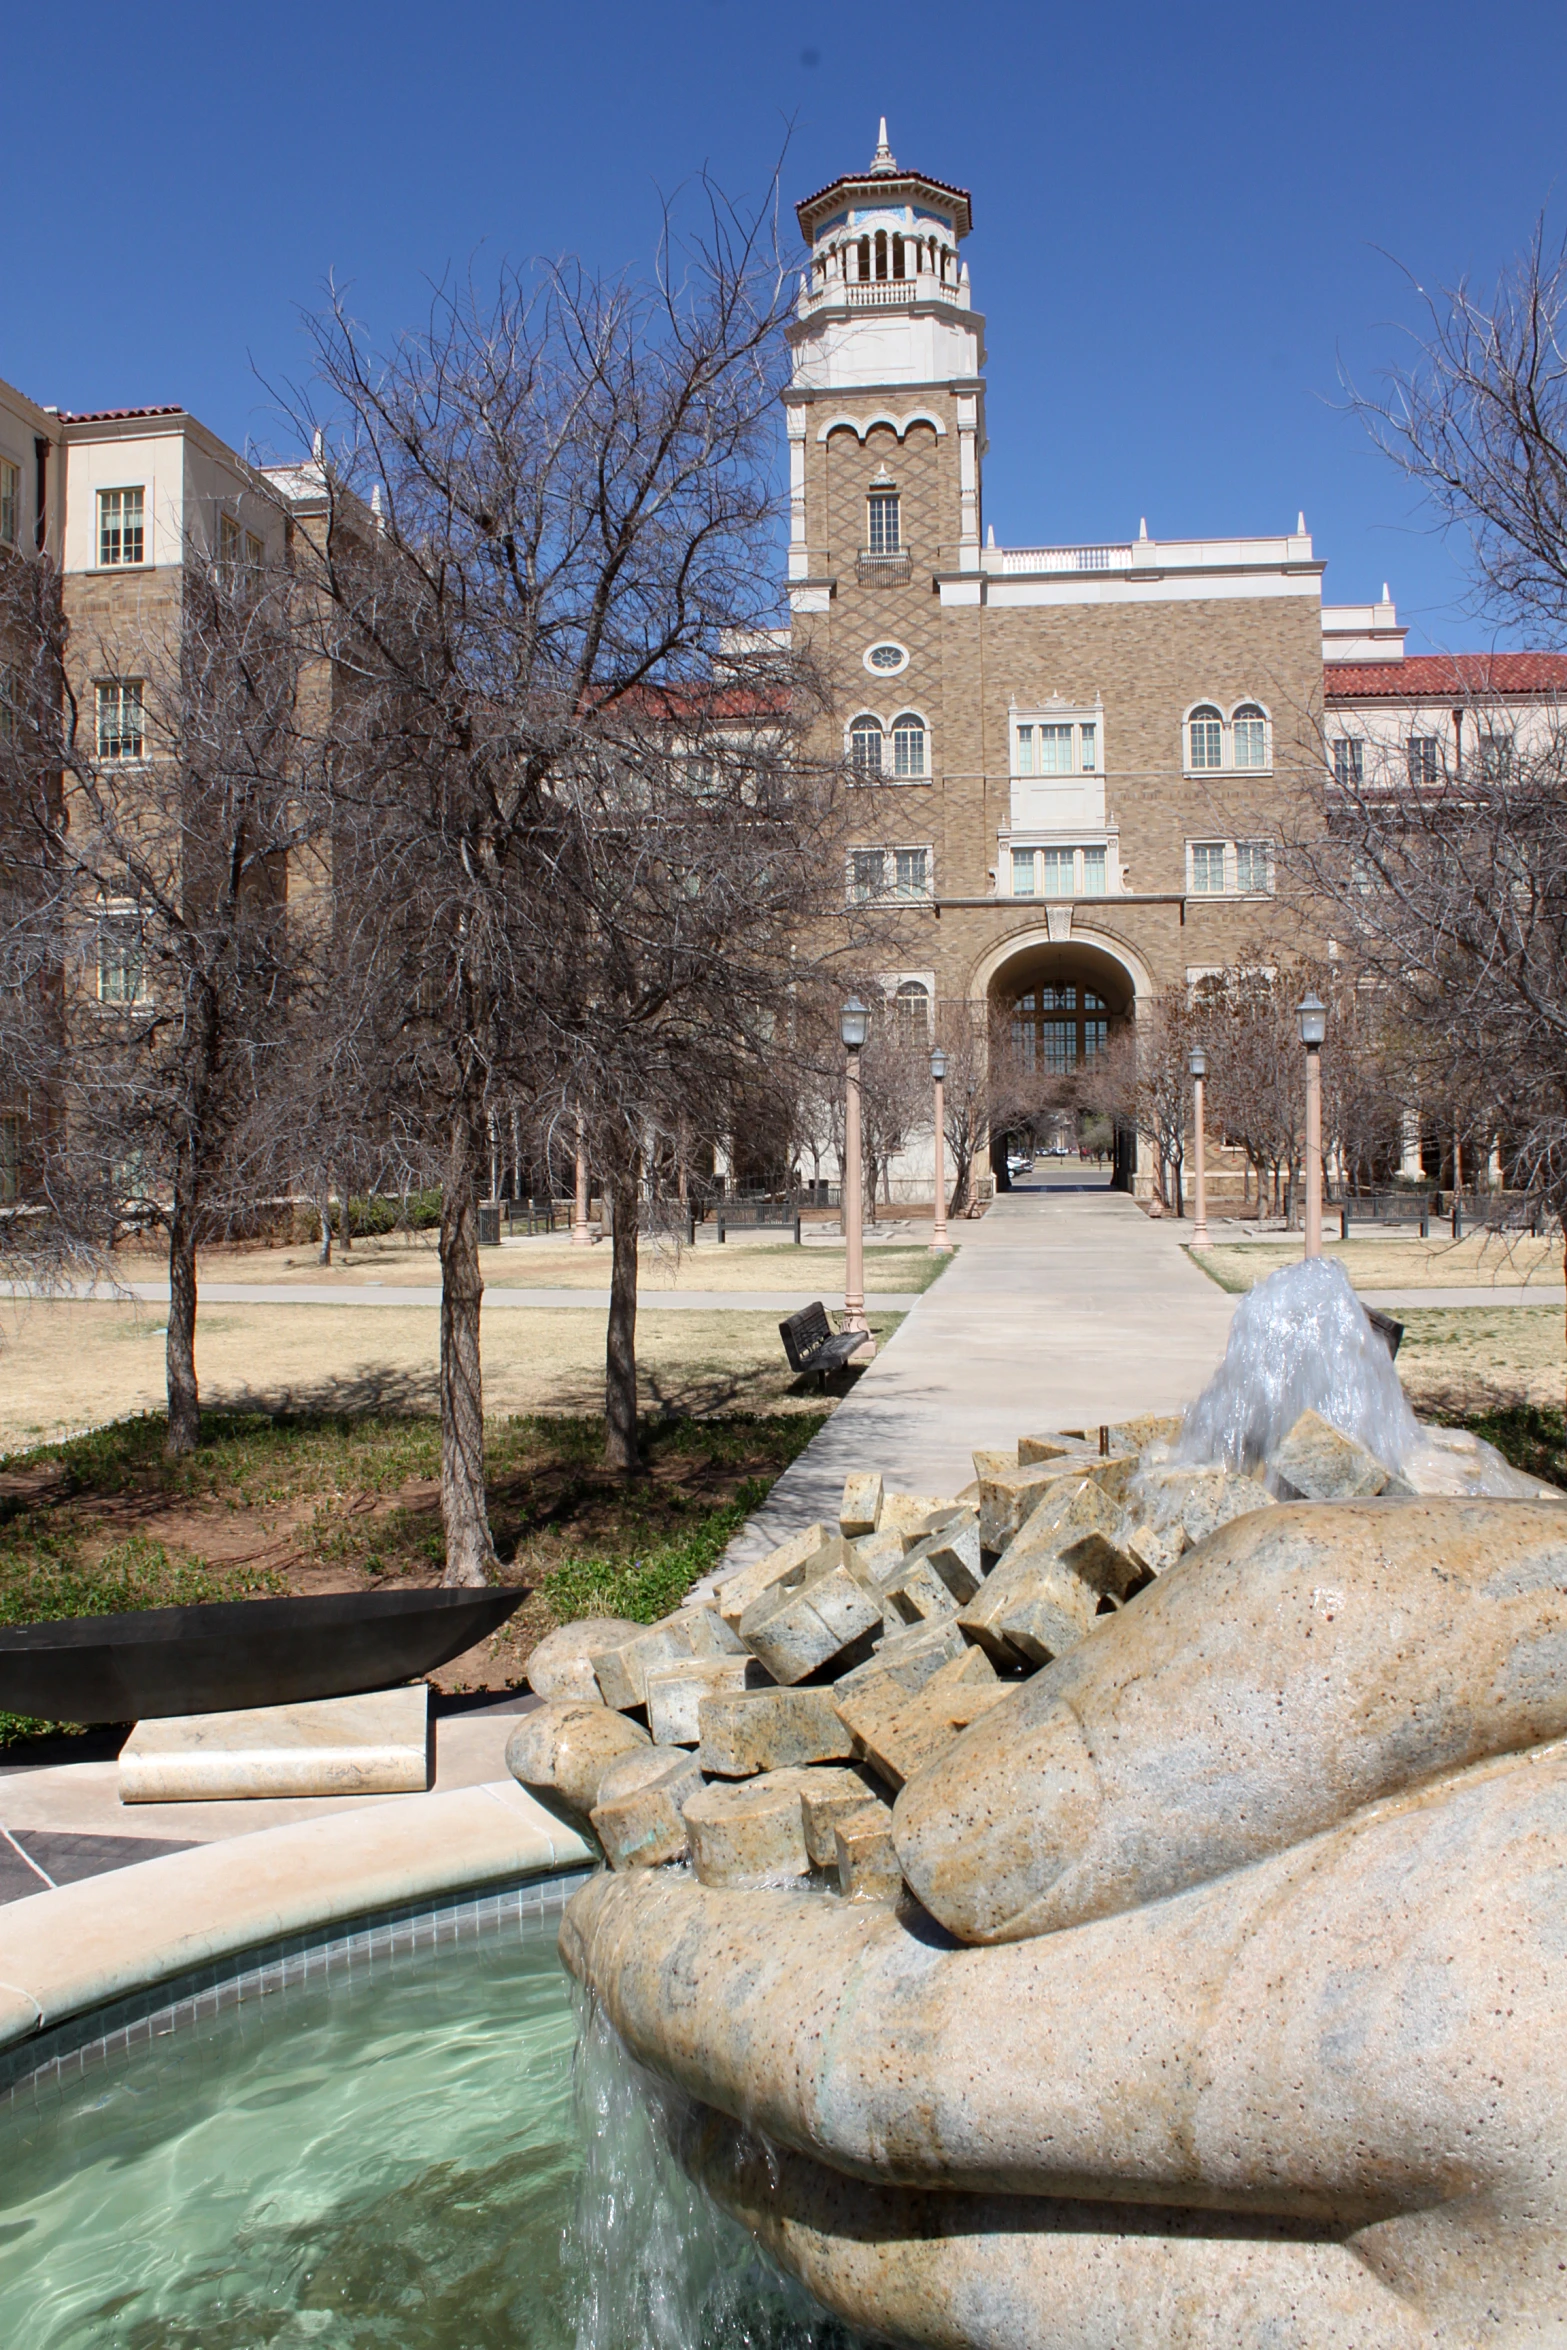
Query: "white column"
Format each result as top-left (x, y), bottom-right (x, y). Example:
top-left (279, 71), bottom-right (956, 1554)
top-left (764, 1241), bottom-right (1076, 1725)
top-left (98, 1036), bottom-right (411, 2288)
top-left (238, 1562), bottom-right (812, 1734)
top-left (956, 393), bottom-right (979, 566)
top-left (787, 407), bottom-right (808, 581)
top-left (1400, 1109), bottom-right (1423, 1181)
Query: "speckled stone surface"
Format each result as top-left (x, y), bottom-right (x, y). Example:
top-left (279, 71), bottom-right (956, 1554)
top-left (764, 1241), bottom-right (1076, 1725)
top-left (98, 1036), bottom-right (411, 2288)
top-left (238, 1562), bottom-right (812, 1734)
top-left (525, 1617), bottom-right (644, 1703)
top-left (502, 1698), bottom-right (648, 1822)
top-left (118, 1687), bottom-right (429, 1803)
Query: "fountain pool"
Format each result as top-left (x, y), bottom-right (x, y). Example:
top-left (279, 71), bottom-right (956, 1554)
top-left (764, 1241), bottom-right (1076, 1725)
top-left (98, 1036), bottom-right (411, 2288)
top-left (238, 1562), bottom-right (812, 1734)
top-left (0, 1878), bottom-right (851, 2350)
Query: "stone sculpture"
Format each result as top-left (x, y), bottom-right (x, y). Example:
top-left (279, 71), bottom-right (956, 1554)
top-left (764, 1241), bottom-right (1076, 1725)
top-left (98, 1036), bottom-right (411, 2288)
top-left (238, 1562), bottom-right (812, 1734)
top-left (529, 1266), bottom-right (1567, 2345)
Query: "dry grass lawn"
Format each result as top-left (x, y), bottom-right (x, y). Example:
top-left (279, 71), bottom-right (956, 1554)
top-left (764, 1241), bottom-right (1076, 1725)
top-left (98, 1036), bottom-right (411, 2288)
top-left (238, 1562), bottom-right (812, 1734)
top-left (1396, 1306), bottom-right (1566, 1415)
top-left (0, 1298), bottom-right (903, 1455)
top-left (1196, 1232), bottom-right (1564, 1295)
top-left (108, 1232), bottom-right (951, 1295)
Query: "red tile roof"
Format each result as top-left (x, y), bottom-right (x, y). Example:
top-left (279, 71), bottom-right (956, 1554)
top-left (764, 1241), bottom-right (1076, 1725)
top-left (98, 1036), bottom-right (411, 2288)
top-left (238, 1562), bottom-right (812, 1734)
top-left (60, 405), bottom-right (183, 423)
top-left (1326, 653), bottom-right (1567, 699)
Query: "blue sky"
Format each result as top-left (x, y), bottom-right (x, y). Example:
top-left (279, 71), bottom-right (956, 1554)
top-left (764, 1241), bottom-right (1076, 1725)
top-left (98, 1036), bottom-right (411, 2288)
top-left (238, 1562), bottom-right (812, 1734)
top-left (5, 0), bottom-right (1564, 650)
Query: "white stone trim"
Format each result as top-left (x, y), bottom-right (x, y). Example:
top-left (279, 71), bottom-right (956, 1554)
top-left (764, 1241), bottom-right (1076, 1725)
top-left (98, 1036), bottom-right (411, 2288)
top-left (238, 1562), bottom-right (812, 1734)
top-left (955, 572), bottom-right (1321, 610)
top-left (966, 921), bottom-right (1157, 1007)
top-left (815, 408), bottom-right (948, 443)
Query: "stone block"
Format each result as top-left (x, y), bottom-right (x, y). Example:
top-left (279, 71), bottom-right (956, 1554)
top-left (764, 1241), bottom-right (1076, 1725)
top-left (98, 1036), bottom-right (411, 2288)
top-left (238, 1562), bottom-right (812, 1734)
top-left (903, 1511), bottom-right (983, 1603)
top-left (739, 1552), bottom-right (882, 1684)
top-left (834, 1615), bottom-right (968, 1703)
top-left (880, 1549), bottom-right (960, 1628)
top-left (1270, 1410), bottom-right (1392, 1502)
top-left (1059, 1527), bottom-right (1144, 1603)
top-left (698, 1686), bottom-right (856, 1777)
top-left (852, 1527), bottom-right (908, 1586)
top-left (971, 1448), bottom-right (1017, 1485)
top-left (675, 1603), bottom-right (747, 1658)
top-left (877, 1492), bottom-right (965, 1540)
top-left (1109, 1412), bottom-right (1185, 1451)
top-left (849, 1649), bottom-right (1009, 1793)
top-left (994, 1560), bottom-right (1102, 1667)
top-left (978, 1461), bottom-right (1102, 1554)
top-left (1017, 1433), bottom-right (1098, 1465)
top-left (714, 1521), bottom-right (837, 1630)
top-left (1124, 1520), bottom-right (1188, 1577)
top-left (505, 1699), bottom-right (651, 1822)
top-left (644, 1653), bottom-right (759, 1746)
top-left (526, 1617), bottom-right (645, 1703)
top-left (592, 1620), bottom-right (698, 1712)
top-left (1084, 1455), bottom-right (1141, 1507)
top-left (839, 1471), bottom-right (884, 1538)
top-left (684, 1770), bottom-right (811, 1888)
top-left (796, 1765), bottom-right (888, 1865)
top-left (1135, 1464), bottom-right (1277, 1548)
top-left (834, 1803), bottom-right (904, 1902)
top-left (118, 1686), bottom-right (430, 1804)
top-left (589, 1746), bottom-right (704, 1870)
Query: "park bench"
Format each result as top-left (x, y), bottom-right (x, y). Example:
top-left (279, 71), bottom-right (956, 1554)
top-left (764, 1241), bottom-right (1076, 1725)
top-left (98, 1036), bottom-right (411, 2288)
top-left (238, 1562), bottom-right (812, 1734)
top-left (716, 1199), bottom-right (801, 1244)
top-left (1339, 1191), bottom-right (1434, 1240)
top-left (779, 1301), bottom-right (868, 1386)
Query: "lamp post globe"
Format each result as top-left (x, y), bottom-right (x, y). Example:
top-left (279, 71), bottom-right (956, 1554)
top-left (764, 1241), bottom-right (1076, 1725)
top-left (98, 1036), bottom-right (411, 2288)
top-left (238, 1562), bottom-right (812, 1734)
top-left (1297, 992), bottom-right (1327, 1049)
top-left (840, 996), bottom-right (871, 1052)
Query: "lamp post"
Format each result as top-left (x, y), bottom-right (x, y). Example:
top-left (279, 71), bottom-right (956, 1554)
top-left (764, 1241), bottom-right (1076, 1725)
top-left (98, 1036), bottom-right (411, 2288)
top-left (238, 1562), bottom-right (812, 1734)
top-left (1298, 992), bottom-right (1327, 1258)
top-left (930, 1046), bottom-right (950, 1254)
top-left (571, 1111), bottom-right (593, 1247)
top-left (840, 998), bottom-right (875, 1355)
top-left (1188, 1044), bottom-right (1210, 1247)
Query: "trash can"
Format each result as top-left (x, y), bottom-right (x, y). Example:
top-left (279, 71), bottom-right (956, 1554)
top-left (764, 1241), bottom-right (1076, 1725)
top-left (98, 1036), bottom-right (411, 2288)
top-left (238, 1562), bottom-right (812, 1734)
top-left (477, 1202), bottom-right (501, 1248)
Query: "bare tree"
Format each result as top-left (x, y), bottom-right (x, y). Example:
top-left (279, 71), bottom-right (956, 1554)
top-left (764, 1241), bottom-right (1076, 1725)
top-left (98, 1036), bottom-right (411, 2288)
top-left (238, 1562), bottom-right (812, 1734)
top-left (0, 529), bottom-right (325, 1453)
top-left (292, 180), bottom-right (848, 1561)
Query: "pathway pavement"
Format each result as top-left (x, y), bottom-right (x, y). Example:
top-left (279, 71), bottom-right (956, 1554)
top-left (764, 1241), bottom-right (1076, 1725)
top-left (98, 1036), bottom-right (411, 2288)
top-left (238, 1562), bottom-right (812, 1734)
top-left (0, 1281), bottom-right (921, 1313)
top-left (716, 1181), bottom-right (1239, 1573)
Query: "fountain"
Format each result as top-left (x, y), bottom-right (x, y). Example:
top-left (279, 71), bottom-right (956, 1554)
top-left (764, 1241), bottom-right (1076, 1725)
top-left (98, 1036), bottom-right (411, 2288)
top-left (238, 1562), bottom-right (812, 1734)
top-left (549, 1265), bottom-right (1567, 2347)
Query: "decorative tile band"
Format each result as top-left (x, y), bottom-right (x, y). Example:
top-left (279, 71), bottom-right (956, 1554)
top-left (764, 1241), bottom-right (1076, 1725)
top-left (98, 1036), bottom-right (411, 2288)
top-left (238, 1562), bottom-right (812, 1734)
top-left (0, 1865), bottom-right (595, 2110)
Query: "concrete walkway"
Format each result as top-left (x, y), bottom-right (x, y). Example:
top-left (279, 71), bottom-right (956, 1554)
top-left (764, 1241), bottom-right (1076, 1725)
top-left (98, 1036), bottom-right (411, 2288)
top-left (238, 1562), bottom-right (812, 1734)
top-left (0, 1281), bottom-right (920, 1313)
top-left (719, 1183), bottom-right (1238, 1571)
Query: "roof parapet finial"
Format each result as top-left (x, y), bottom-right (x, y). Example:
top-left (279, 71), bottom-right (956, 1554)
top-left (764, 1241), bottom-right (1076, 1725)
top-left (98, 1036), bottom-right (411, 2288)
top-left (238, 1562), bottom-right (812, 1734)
top-left (1381, 582), bottom-right (1392, 605)
top-left (311, 427), bottom-right (324, 463)
top-left (870, 117), bottom-right (897, 174)
top-left (1138, 516), bottom-right (1148, 541)
top-left (1297, 510), bottom-right (1307, 535)
top-left (986, 524), bottom-right (995, 548)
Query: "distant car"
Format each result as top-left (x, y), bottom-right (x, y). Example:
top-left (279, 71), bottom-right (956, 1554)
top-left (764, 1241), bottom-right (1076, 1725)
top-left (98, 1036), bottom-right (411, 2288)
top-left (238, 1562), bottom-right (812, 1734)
top-left (1006, 1153), bottom-right (1033, 1175)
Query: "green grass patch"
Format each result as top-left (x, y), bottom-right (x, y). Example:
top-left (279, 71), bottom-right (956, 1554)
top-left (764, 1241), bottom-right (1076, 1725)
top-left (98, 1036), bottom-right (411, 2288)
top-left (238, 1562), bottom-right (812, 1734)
top-left (540, 1476), bottom-right (775, 1625)
top-left (1437, 1401), bottom-right (1567, 1487)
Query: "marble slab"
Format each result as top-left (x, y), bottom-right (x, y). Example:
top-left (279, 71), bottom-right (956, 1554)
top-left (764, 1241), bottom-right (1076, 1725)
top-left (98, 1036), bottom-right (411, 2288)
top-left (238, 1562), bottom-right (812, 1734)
top-left (119, 1686), bottom-right (430, 1804)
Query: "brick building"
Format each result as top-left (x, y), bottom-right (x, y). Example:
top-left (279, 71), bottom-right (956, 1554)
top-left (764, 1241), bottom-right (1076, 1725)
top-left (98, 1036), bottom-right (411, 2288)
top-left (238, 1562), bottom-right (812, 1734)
top-left (786, 129), bottom-right (1356, 1195)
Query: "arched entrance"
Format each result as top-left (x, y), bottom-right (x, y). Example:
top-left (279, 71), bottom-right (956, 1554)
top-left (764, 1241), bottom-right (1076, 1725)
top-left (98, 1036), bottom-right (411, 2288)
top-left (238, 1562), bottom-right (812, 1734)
top-left (972, 929), bottom-right (1146, 1193)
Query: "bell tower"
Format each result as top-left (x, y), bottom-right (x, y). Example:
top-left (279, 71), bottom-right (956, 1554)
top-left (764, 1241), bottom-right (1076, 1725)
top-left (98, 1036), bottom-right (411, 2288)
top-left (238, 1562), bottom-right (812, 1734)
top-left (785, 123), bottom-right (985, 607)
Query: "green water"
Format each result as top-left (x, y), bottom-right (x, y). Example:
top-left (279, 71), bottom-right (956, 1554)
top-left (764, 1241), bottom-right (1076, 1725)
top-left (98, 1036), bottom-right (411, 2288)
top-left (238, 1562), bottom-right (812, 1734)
top-left (0, 1907), bottom-right (849, 2350)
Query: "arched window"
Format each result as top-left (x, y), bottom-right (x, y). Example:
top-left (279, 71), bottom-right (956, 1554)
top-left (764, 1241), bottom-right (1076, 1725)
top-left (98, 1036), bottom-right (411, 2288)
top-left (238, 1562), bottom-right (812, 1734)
top-left (891, 712), bottom-right (927, 778)
top-left (894, 979), bottom-right (931, 1042)
top-left (850, 715), bottom-right (884, 776)
top-left (856, 236), bottom-right (871, 281)
top-left (874, 229), bottom-right (889, 281)
top-left (1188, 705), bottom-right (1224, 771)
top-left (1232, 703), bottom-right (1268, 769)
top-left (892, 236), bottom-right (906, 281)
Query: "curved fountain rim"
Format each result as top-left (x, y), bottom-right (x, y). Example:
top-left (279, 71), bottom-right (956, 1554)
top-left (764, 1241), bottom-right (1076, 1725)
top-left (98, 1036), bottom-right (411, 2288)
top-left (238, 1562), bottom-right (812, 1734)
top-left (0, 1778), bottom-right (593, 2097)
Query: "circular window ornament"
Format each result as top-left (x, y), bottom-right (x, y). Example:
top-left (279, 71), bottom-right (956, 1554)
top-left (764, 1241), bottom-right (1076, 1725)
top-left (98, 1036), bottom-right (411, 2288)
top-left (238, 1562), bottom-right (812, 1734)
top-left (864, 641), bottom-right (909, 676)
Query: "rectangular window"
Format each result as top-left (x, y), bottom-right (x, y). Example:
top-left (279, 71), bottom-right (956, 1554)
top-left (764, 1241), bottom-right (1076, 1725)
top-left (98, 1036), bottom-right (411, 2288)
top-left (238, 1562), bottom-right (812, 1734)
top-left (1406, 736), bottom-right (1439, 786)
top-left (1083, 1018), bottom-right (1108, 1061)
top-left (1190, 842), bottom-right (1227, 894)
top-left (1015, 724), bottom-right (1034, 775)
top-left (1235, 840), bottom-right (1273, 893)
top-left (1037, 724), bottom-right (1074, 776)
top-left (245, 530), bottom-right (264, 570)
top-left (98, 486), bottom-right (146, 567)
top-left (1041, 847), bottom-right (1074, 896)
top-left (1233, 714), bottom-right (1268, 768)
top-left (849, 849), bottom-right (884, 902)
top-left (219, 513), bottom-right (241, 571)
top-left (1189, 715), bottom-right (1224, 770)
top-left (1079, 722), bottom-right (1096, 771)
top-left (1333, 738), bottom-right (1364, 788)
top-left (1041, 1020), bottom-right (1075, 1075)
top-left (1480, 733), bottom-right (1513, 780)
top-left (96, 679), bottom-right (144, 761)
top-left (893, 846), bottom-right (929, 898)
top-left (866, 492), bottom-right (901, 554)
top-left (0, 665), bottom-right (17, 741)
top-left (1011, 847), bottom-right (1037, 895)
top-left (0, 1111), bottom-right (19, 1203)
top-left (97, 905), bottom-right (146, 1004)
top-left (1081, 845), bottom-right (1107, 894)
top-left (0, 460), bottom-right (17, 547)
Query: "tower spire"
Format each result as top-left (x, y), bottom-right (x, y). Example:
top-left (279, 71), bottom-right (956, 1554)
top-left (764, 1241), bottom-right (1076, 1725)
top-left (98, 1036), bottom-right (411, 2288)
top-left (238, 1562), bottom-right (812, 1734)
top-left (870, 117), bottom-right (897, 174)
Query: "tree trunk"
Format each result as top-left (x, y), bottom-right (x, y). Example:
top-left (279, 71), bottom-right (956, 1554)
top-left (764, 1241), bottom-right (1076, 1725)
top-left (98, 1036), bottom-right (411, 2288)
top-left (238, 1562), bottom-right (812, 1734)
top-left (605, 1147), bottom-right (642, 1474)
top-left (165, 1156), bottom-right (201, 1457)
top-left (439, 1104), bottom-right (495, 1587)
top-left (317, 1178), bottom-right (333, 1266)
